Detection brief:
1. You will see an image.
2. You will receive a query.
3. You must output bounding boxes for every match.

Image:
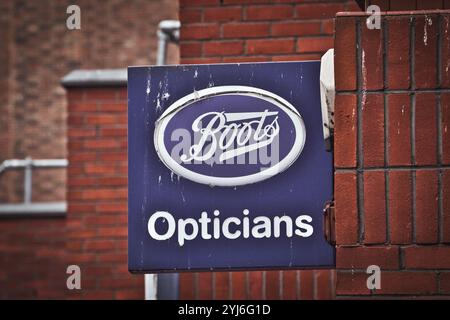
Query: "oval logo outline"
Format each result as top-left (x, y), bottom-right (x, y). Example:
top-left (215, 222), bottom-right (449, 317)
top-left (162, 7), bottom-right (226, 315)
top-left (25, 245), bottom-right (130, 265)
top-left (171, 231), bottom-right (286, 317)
top-left (154, 85), bottom-right (306, 187)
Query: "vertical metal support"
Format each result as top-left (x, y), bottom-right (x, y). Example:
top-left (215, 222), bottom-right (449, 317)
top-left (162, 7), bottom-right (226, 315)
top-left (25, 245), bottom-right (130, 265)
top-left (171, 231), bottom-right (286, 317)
top-left (24, 157), bottom-right (32, 203)
top-left (145, 274), bottom-right (158, 300)
top-left (156, 20), bottom-right (180, 66)
top-left (156, 30), bottom-right (168, 66)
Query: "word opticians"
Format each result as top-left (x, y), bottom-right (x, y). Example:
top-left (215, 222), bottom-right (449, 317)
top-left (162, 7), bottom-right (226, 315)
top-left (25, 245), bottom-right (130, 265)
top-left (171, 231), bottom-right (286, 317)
top-left (147, 209), bottom-right (314, 246)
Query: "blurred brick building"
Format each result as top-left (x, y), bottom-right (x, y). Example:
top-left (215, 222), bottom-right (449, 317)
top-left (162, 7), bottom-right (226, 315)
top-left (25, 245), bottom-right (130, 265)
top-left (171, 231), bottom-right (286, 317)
top-left (0, 0), bottom-right (178, 299)
top-left (0, 0), bottom-right (178, 204)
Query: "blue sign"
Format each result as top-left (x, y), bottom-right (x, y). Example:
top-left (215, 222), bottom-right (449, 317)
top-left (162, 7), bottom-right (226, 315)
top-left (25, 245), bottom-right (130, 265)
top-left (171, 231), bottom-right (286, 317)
top-left (128, 62), bottom-right (334, 273)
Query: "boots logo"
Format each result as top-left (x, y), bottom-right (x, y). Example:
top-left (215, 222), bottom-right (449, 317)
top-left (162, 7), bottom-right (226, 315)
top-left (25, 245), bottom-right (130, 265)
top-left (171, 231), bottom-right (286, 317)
top-left (179, 110), bottom-right (280, 163)
top-left (154, 86), bottom-right (306, 187)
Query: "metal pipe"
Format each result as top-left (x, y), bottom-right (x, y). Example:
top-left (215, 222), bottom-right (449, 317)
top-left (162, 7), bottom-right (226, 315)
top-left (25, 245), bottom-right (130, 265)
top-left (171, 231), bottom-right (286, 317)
top-left (156, 20), bottom-right (180, 66)
top-left (157, 273), bottom-right (180, 300)
top-left (0, 158), bottom-right (68, 217)
top-left (145, 274), bottom-right (158, 300)
top-left (0, 159), bottom-right (68, 173)
top-left (24, 157), bottom-right (32, 203)
top-left (156, 30), bottom-right (167, 66)
top-left (0, 202), bottom-right (67, 217)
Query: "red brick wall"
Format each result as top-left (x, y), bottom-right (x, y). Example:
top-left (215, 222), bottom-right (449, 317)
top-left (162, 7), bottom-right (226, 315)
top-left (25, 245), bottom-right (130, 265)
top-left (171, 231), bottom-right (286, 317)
top-left (0, 218), bottom-right (67, 299)
top-left (182, 270), bottom-right (335, 300)
top-left (0, 0), bottom-right (178, 203)
top-left (65, 86), bottom-right (142, 299)
top-left (334, 10), bottom-right (450, 297)
top-left (179, 0), bottom-right (360, 64)
top-left (368, 0), bottom-right (450, 10)
top-left (0, 0), bottom-right (178, 299)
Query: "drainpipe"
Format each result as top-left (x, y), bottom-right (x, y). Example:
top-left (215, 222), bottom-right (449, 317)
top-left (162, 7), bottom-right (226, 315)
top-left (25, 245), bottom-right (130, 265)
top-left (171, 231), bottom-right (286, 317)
top-left (156, 20), bottom-right (180, 66)
top-left (145, 20), bottom-right (181, 301)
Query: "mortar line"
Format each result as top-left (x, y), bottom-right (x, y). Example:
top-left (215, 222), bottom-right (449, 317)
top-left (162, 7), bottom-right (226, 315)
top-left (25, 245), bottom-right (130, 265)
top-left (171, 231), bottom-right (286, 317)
top-left (412, 169), bottom-right (417, 244)
top-left (411, 93), bottom-right (417, 244)
top-left (411, 16), bottom-right (416, 90)
top-left (438, 94), bottom-right (443, 166)
top-left (438, 14), bottom-right (442, 88)
top-left (384, 94), bottom-right (390, 244)
top-left (356, 17), bottom-right (365, 244)
top-left (399, 246), bottom-right (405, 270)
top-left (383, 14), bottom-right (388, 90)
top-left (334, 88), bottom-right (450, 94)
top-left (335, 165), bottom-right (450, 172)
top-left (383, 15), bottom-right (390, 244)
top-left (439, 169), bottom-right (443, 243)
top-left (437, 93), bottom-right (444, 244)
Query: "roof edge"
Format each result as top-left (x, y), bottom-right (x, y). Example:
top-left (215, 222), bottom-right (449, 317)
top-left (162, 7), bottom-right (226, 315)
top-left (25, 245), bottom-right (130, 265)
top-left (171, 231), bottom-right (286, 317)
top-left (61, 69), bottom-right (127, 88)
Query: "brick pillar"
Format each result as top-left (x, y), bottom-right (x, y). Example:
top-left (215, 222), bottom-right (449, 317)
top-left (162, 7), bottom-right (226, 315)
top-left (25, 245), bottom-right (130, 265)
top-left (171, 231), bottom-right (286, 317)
top-left (334, 11), bottom-right (450, 297)
top-left (64, 80), bottom-right (144, 299)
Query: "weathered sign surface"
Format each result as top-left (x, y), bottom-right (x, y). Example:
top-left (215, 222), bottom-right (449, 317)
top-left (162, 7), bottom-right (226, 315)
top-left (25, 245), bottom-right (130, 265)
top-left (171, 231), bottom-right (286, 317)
top-left (128, 62), bottom-right (334, 272)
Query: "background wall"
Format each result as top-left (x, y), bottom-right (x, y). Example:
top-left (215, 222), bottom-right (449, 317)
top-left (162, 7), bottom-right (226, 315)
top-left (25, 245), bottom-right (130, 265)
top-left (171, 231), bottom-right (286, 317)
top-left (0, 0), bottom-right (178, 299)
top-left (0, 0), bottom-right (178, 204)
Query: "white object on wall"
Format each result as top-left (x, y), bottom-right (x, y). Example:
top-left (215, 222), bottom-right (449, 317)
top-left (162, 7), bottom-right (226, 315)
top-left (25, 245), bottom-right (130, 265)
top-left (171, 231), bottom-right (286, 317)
top-left (320, 49), bottom-right (335, 150)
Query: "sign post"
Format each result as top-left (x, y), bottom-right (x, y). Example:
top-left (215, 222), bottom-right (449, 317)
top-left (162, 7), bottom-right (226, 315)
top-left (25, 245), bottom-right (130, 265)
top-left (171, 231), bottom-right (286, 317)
top-left (128, 61), bottom-right (334, 273)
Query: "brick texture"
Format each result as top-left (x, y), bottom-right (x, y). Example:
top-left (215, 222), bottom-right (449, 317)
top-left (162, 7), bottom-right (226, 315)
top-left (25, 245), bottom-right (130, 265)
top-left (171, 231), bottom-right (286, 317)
top-left (388, 171), bottom-right (413, 244)
top-left (415, 171), bottom-right (439, 244)
top-left (0, 0), bottom-right (179, 204)
top-left (335, 10), bottom-right (450, 298)
top-left (414, 15), bottom-right (438, 89)
top-left (179, 0), bottom-right (359, 64)
top-left (362, 94), bottom-right (385, 167)
top-left (335, 172), bottom-right (358, 245)
top-left (179, 270), bottom-right (335, 300)
top-left (335, 17), bottom-right (357, 91)
top-left (0, 0), bottom-right (178, 300)
top-left (337, 246), bottom-right (399, 269)
top-left (415, 93), bottom-right (438, 166)
top-left (334, 94), bottom-right (357, 168)
top-left (65, 87), bottom-right (143, 300)
top-left (387, 16), bottom-right (411, 89)
top-left (363, 171), bottom-right (386, 244)
top-left (361, 17), bottom-right (384, 90)
top-left (387, 94), bottom-right (411, 166)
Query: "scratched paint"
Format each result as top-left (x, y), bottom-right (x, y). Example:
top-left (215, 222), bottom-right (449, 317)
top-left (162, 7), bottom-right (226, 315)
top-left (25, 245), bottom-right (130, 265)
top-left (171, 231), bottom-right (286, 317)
top-left (128, 61), bottom-right (334, 273)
